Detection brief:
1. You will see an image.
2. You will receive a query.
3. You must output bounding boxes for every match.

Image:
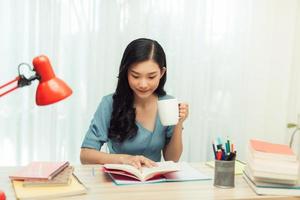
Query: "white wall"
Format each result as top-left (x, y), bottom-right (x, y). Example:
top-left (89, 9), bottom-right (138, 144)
top-left (287, 0), bottom-right (300, 155)
top-left (0, 0), bottom-right (299, 165)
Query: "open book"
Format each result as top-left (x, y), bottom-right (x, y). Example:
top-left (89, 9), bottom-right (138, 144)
top-left (103, 161), bottom-right (180, 182)
top-left (103, 161), bottom-right (211, 185)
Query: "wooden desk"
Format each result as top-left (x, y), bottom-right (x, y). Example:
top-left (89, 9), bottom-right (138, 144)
top-left (1, 163), bottom-right (299, 200)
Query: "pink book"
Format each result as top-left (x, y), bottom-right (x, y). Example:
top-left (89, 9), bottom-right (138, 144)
top-left (250, 139), bottom-right (294, 155)
top-left (9, 161), bottom-right (69, 181)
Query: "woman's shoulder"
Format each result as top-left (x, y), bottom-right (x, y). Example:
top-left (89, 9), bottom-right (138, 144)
top-left (101, 93), bottom-right (114, 102)
top-left (97, 93), bottom-right (114, 108)
top-left (158, 93), bottom-right (176, 100)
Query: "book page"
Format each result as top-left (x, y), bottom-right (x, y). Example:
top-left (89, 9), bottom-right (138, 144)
top-left (107, 162), bottom-right (212, 185)
top-left (108, 173), bottom-right (166, 185)
top-left (141, 161), bottom-right (180, 181)
top-left (104, 164), bottom-right (143, 180)
top-left (104, 161), bottom-right (180, 181)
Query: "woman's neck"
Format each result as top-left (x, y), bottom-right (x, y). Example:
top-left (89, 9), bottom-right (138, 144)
top-left (134, 94), bottom-right (157, 108)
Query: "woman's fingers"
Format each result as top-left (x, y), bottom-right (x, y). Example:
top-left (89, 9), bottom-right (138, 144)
top-left (134, 161), bottom-right (142, 169)
top-left (126, 155), bottom-right (157, 169)
top-left (139, 156), bottom-right (157, 168)
top-left (124, 155), bottom-right (157, 169)
top-left (179, 103), bottom-right (189, 121)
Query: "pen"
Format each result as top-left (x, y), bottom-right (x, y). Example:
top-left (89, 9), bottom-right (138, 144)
top-left (232, 151), bottom-right (237, 160)
top-left (212, 142), bottom-right (217, 159)
top-left (216, 150), bottom-right (222, 160)
top-left (217, 137), bottom-right (222, 145)
top-left (221, 148), bottom-right (226, 160)
top-left (226, 152), bottom-right (234, 161)
top-left (216, 144), bottom-right (222, 150)
top-left (226, 139), bottom-right (231, 153)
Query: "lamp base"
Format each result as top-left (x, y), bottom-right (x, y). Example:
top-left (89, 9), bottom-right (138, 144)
top-left (0, 191), bottom-right (6, 200)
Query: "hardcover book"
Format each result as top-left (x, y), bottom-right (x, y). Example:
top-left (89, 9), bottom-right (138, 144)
top-left (249, 139), bottom-right (297, 161)
top-left (243, 170), bottom-right (300, 196)
top-left (246, 139), bottom-right (299, 184)
top-left (12, 174), bottom-right (87, 200)
top-left (9, 161), bottom-right (69, 181)
top-left (22, 166), bottom-right (74, 187)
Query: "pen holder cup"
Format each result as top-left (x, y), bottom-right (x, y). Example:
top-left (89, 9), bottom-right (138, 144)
top-left (214, 160), bottom-right (235, 188)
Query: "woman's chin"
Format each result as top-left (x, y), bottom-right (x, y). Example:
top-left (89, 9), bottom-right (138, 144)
top-left (135, 91), bottom-right (152, 99)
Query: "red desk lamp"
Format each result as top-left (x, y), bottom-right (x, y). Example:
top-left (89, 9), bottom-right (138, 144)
top-left (0, 55), bottom-right (72, 199)
top-left (0, 55), bottom-right (72, 105)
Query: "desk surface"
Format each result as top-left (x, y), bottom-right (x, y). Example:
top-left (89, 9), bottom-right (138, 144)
top-left (1, 163), bottom-right (299, 200)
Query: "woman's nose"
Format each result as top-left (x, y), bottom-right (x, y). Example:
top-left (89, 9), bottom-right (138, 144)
top-left (138, 79), bottom-right (148, 88)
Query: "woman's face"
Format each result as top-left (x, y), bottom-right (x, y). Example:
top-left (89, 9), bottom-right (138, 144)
top-left (128, 60), bottom-right (165, 100)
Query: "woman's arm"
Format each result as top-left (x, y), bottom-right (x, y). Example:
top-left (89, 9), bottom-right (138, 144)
top-left (80, 148), bottom-right (127, 164)
top-left (163, 103), bottom-right (189, 161)
top-left (80, 148), bottom-right (156, 169)
top-left (163, 123), bottom-right (183, 161)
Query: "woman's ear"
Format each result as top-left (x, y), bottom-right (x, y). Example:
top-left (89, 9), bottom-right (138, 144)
top-left (160, 67), bottom-right (166, 78)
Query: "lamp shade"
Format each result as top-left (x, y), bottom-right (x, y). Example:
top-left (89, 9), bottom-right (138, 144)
top-left (33, 55), bottom-right (72, 105)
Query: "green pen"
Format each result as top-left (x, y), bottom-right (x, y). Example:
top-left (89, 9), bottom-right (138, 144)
top-left (227, 139), bottom-right (231, 153)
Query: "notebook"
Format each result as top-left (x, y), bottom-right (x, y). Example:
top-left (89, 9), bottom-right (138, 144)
top-left (243, 170), bottom-right (300, 196)
top-left (12, 174), bottom-right (87, 200)
top-left (9, 161), bottom-right (69, 181)
top-left (205, 160), bottom-right (246, 175)
top-left (244, 166), bottom-right (298, 185)
top-left (249, 139), bottom-right (297, 161)
top-left (22, 166), bottom-right (74, 187)
top-left (104, 162), bottom-right (211, 185)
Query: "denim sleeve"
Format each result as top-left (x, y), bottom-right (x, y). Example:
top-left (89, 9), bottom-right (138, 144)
top-left (81, 96), bottom-right (112, 150)
top-left (165, 125), bottom-right (175, 145)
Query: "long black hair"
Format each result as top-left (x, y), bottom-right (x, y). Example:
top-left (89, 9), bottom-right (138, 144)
top-left (108, 38), bottom-right (167, 143)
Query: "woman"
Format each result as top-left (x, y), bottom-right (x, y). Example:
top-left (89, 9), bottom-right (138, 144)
top-left (80, 38), bottom-right (189, 169)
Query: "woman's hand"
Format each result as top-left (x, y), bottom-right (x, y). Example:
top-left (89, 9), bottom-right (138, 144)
top-left (120, 155), bottom-right (157, 169)
top-left (178, 103), bottom-right (189, 124)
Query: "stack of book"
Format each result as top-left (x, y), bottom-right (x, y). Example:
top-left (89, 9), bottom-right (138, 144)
top-left (9, 161), bottom-right (87, 200)
top-left (243, 139), bottom-right (300, 195)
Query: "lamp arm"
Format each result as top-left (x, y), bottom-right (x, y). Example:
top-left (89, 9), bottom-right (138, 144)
top-left (289, 127), bottom-right (300, 148)
top-left (0, 76), bottom-right (20, 97)
top-left (0, 63), bottom-right (40, 97)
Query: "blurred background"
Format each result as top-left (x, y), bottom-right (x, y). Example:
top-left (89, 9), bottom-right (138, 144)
top-left (0, 0), bottom-right (300, 166)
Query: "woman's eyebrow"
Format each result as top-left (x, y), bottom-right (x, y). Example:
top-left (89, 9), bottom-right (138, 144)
top-left (148, 72), bottom-right (158, 75)
top-left (130, 70), bottom-right (140, 74)
top-left (130, 69), bottom-right (158, 75)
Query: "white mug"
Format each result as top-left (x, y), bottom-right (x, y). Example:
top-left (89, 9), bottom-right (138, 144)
top-left (158, 98), bottom-right (179, 126)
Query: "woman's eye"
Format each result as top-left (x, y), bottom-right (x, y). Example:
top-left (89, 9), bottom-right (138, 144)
top-left (149, 76), bottom-right (156, 79)
top-left (132, 75), bottom-right (139, 79)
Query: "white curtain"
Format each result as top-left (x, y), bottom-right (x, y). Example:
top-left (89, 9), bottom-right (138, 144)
top-left (0, 0), bottom-right (300, 166)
